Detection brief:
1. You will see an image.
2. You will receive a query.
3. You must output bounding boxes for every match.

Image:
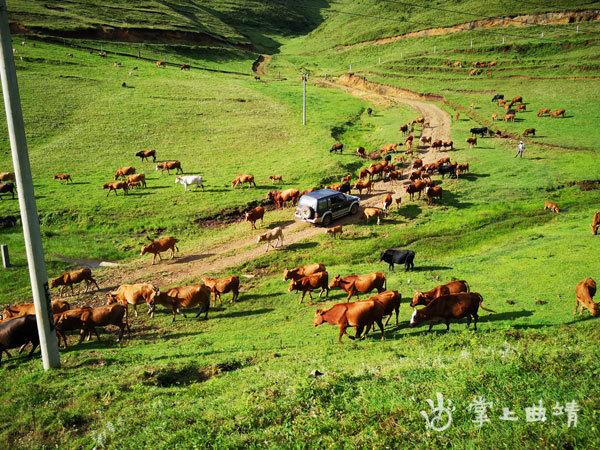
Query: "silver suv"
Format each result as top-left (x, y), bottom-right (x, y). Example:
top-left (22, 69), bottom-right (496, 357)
top-left (295, 189), bottom-right (360, 226)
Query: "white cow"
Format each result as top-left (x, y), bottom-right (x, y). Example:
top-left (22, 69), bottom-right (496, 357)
top-left (175, 175), bottom-right (204, 191)
top-left (257, 226), bottom-right (283, 252)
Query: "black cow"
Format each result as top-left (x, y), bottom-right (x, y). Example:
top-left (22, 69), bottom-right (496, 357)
top-left (367, 107), bottom-right (373, 116)
top-left (491, 94), bottom-right (504, 102)
top-left (470, 127), bottom-right (488, 138)
top-left (0, 183), bottom-right (15, 200)
top-left (438, 164), bottom-right (457, 179)
top-left (380, 249), bottom-right (415, 271)
top-left (0, 315), bottom-right (39, 365)
top-left (0, 215), bottom-right (17, 229)
top-left (338, 181), bottom-right (352, 194)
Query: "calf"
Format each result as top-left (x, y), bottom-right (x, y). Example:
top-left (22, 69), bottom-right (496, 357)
top-left (363, 207), bottom-right (387, 225)
top-left (156, 161), bottom-right (183, 174)
top-left (326, 225), bottom-right (343, 238)
top-left (141, 236), bottom-right (179, 264)
top-left (53, 173), bottom-right (72, 183)
top-left (289, 271), bottom-right (329, 302)
top-left (380, 248), bottom-right (415, 271)
top-left (175, 175), bottom-right (204, 191)
top-left (411, 280), bottom-right (470, 307)
top-left (244, 206), bottom-right (265, 229)
top-left (354, 179), bottom-right (373, 195)
top-left (330, 142), bottom-right (344, 153)
top-left (0, 182), bottom-right (15, 200)
top-left (544, 201), bottom-right (560, 213)
top-left (201, 275), bottom-right (240, 304)
top-left (151, 284), bottom-right (211, 321)
top-left (232, 174), bottom-right (256, 188)
top-left (329, 272), bottom-right (386, 301)
top-left (0, 315), bottom-right (39, 365)
top-left (257, 226), bottom-right (283, 251)
top-left (127, 173), bottom-right (146, 188)
top-left (410, 292), bottom-right (493, 331)
top-left (383, 193), bottom-right (393, 211)
top-left (314, 300), bottom-right (385, 342)
top-left (103, 181), bottom-right (128, 196)
top-left (466, 137), bottom-right (477, 148)
top-left (114, 166), bottom-right (136, 180)
top-left (550, 108), bottom-right (566, 118)
top-left (135, 149), bottom-right (156, 162)
top-left (107, 283), bottom-right (159, 318)
top-left (50, 267), bottom-right (99, 296)
top-left (269, 175), bottom-right (283, 184)
top-left (283, 263), bottom-right (326, 281)
top-left (575, 277), bottom-right (598, 317)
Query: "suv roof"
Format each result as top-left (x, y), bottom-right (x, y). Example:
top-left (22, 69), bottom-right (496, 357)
top-left (302, 189), bottom-right (342, 200)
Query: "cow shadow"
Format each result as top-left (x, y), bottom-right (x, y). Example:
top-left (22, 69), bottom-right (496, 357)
top-left (286, 241), bottom-right (318, 251)
top-left (215, 307), bottom-right (274, 319)
top-left (174, 253), bottom-right (214, 264)
top-left (128, 191), bottom-right (153, 197)
top-left (67, 182), bottom-right (89, 186)
top-left (460, 172), bottom-right (490, 182)
top-left (440, 191), bottom-right (473, 209)
top-left (269, 220), bottom-right (294, 228)
top-left (479, 309), bottom-right (534, 323)
top-left (398, 203), bottom-right (422, 219)
top-left (147, 185), bottom-right (170, 190)
top-left (202, 188), bottom-right (229, 193)
top-left (410, 265), bottom-right (453, 272)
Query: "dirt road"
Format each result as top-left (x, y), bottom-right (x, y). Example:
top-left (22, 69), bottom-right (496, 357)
top-left (98, 75), bottom-right (451, 289)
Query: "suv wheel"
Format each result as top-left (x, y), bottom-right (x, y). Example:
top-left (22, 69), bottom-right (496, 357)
top-left (350, 203), bottom-right (359, 215)
top-left (321, 214), bottom-right (332, 227)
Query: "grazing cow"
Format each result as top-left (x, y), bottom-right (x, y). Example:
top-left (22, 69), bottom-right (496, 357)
top-left (127, 173), bottom-right (146, 188)
top-left (523, 128), bottom-right (536, 137)
top-left (356, 147), bottom-right (367, 158)
top-left (180, 64), bottom-right (191, 70)
top-left (269, 175), bottom-right (283, 184)
top-left (550, 108), bottom-right (566, 118)
top-left (383, 193), bottom-right (393, 211)
top-left (400, 124), bottom-right (409, 135)
top-left (380, 143), bottom-right (398, 154)
top-left (354, 179), bottom-right (373, 195)
top-left (330, 142), bottom-right (344, 153)
top-left (0, 172), bottom-right (15, 182)
top-left (326, 225), bottom-right (343, 238)
top-left (412, 116), bottom-right (425, 125)
top-left (202, 276), bottom-right (240, 304)
top-left (107, 283), bottom-right (159, 318)
top-left (156, 161), bottom-right (183, 174)
top-left (491, 94), bottom-right (504, 102)
top-left (141, 236), bottom-right (179, 264)
top-left (314, 300), bottom-right (385, 342)
top-left (591, 211), bottom-right (600, 235)
top-left (1, 300), bottom-right (70, 321)
top-left (103, 181), bottom-right (128, 196)
top-left (466, 137), bottom-right (477, 148)
top-left (411, 280), bottom-right (470, 307)
top-left (405, 180), bottom-right (427, 200)
top-left (363, 207), bottom-right (387, 225)
top-left (544, 201), bottom-right (560, 213)
top-left (504, 113), bottom-right (515, 122)
top-left (50, 268), bottom-right (99, 296)
top-left (135, 149), bottom-right (157, 162)
top-left (232, 174), bottom-right (256, 188)
top-left (283, 263), bottom-right (326, 281)
top-left (0, 182), bottom-right (15, 200)
top-left (175, 175), bottom-right (204, 191)
top-left (151, 284), bottom-right (211, 321)
top-left (156, 60), bottom-right (165, 68)
top-left (114, 166), bottom-right (136, 180)
top-left (0, 315), bottom-right (39, 365)
top-left (268, 189), bottom-right (300, 208)
top-left (575, 278), bottom-right (598, 317)
top-left (329, 272), bottom-right (386, 301)
top-left (537, 108), bottom-right (550, 117)
top-left (410, 292), bottom-right (493, 331)
top-left (380, 248), bottom-right (414, 271)
top-left (426, 186), bottom-right (443, 205)
top-left (431, 140), bottom-right (443, 150)
top-left (53, 173), bottom-right (72, 183)
top-left (367, 290), bottom-right (401, 327)
top-left (420, 136), bottom-right (432, 146)
top-left (497, 99), bottom-right (507, 106)
top-left (257, 226), bottom-right (283, 251)
top-left (244, 206), bottom-right (264, 229)
top-left (515, 104), bottom-right (526, 112)
top-left (443, 141), bottom-right (454, 150)
top-left (289, 271), bottom-right (329, 302)
top-left (470, 127), bottom-right (488, 137)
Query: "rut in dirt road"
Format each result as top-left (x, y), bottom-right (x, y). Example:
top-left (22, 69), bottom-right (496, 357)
top-left (95, 75), bottom-right (452, 290)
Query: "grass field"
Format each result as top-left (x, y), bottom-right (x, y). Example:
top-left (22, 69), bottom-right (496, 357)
top-left (1, 1), bottom-right (599, 448)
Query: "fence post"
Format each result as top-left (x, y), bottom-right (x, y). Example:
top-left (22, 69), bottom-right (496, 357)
top-left (1, 244), bottom-right (9, 268)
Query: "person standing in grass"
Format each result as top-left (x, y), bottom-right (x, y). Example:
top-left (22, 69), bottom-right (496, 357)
top-left (515, 140), bottom-right (525, 158)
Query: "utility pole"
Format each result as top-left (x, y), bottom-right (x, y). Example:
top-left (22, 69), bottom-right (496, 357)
top-left (302, 73), bottom-right (307, 126)
top-left (0, 0), bottom-right (60, 370)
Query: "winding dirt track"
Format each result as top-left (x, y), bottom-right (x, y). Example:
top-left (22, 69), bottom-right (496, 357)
top-left (99, 75), bottom-right (451, 289)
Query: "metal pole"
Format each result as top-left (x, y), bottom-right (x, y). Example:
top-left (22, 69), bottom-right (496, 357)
top-left (1, 244), bottom-right (10, 268)
top-left (0, 0), bottom-right (60, 369)
top-left (302, 73), bottom-right (307, 127)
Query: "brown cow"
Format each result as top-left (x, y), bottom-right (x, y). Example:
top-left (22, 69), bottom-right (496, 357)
top-left (202, 276), bottom-right (240, 304)
top-left (50, 268), bottom-right (99, 296)
top-left (550, 108), bottom-right (566, 118)
top-left (232, 174), bottom-right (256, 188)
top-left (180, 64), bottom-right (191, 71)
top-left (420, 136), bottom-right (432, 146)
top-left (150, 284), bottom-right (211, 321)
top-left (466, 137), bottom-right (477, 148)
top-left (141, 236), bottom-right (179, 264)
top-left (80, 304), bottom-right (129, 341)
top-left (114, 166), bottom-right (136, 180)
top-left (103, 181), bottom-right (128, 196)
top-left (330, 142), bottom-right (344, 153)
top-left (383, 193), bottom-right (393, 211)
top-left (591, 211), bottom-right (600, 235)
top-left (156, 161), bottom-right (183, 174)
top-left (523, 128), bottom-right (536, 137)
top-left (363, 207), bottom-right (387, 225)
top-left (269, 175), bottom-right (283, 184)
top-left (53, 307), bottom-right (93, 347)
top-left (426, 185), bottom-right (443, 205)
top-left (410, 292), bottom-right (494, 331)
top-left (366, 290), bottom-right (401, 326)
top-left (575, 278), bottom-right (598, 317)
top-left (283, 263), bottom-right (326, 281)
top-left (156, 60), bottom-right (166, 68)
top-left (257, 226), bottom-right (283, 251)
top-left (504, 113), bottom-right (515, 122)
top-left (511, 96), bottom-right (523, 104)
top-left (244, 206), bottom-right (264, 229)
top-left (544, 201), bottom-right (560, 213)
top-left (268, 189), bottom-right (300, 208)
top-left (289, 271), bottom-right (329, 302)
top-left (127, 173), bottom-right (146, 188)
top-left (515, 104), bottom-right (526, 112)
top-left (135, 149), bottom-right (156, 162)
top-left (537, 108), bottom-right (550, 117)
top-left (329, 272), bottom-right (386, 301)
top-left (354, 179), bottom-right (373, 195)
top-left (356, 147), bottom-right (367, 158)
top-left (405, 180), bottom-right (427, 200)
top-left (314, 300), bottom-right (385, 342)
top-left (53, 173), bottom-right (72, 183)
top-left (443, 141), bottom-right (454, 150)
top-left (431, 140), bottom-right (443, 150)
top-left (0, 172), bottom-right (15, 182)
top-left (400, 124), bottom-right (409, 135)
top-left (411, 280), bottom-right (470, 307)
top-left (413, 159), bottom-right (423, 169)
top-left (1, 300), bottom-right (70, 321)
top-left (106, 283), bottom-right (159, 318)
top-left (326, 225), bottom-right (343, 238)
